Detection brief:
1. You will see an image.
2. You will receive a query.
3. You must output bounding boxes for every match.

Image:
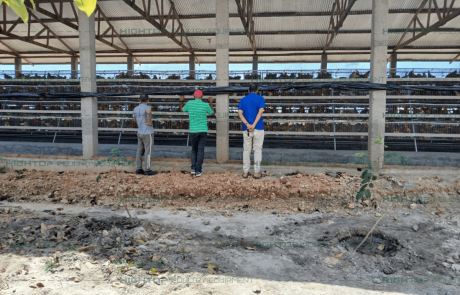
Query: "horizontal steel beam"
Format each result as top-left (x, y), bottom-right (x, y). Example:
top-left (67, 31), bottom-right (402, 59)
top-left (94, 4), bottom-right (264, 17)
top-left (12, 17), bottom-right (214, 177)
top-left (3, 7), bottom-right (460, 24)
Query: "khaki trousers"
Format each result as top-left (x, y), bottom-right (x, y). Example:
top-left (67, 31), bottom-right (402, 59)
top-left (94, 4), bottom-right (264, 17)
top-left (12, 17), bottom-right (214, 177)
top-left (243, 129), bottom-right (264, 173)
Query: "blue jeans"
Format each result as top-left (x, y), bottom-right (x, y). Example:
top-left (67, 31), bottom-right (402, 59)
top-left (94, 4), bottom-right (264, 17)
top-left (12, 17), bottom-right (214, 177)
top-left (190, 132), bottom-right (207, 173)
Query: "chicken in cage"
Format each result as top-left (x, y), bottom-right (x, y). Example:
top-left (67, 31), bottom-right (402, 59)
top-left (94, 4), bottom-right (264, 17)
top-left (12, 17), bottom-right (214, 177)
top-left (244, 74), bottom-right (261, 79)
top-left (115, 72), bottom-right (129, 79)
top-left (207, 120), bottom-right (216, 130)
top-left (60, 118), bottom-right (72, 128)
top-left (1, 117), bottom-right (12, 126)
top-left (179, 119), bottom-right (189, 129)
top-left (21, 101), bottom-right (31, 110)
top-left (439, 123), bottom-right (454, 134)
top-left (446, 70), bottom-right (460, 78)
top-left (315, 72), bottom-right (332, 79)
top-left (349, 70), bottom-right (367, 79)
top-left (435, 104), bottom-right (449, 114)
top-left (400, 103), bottom-right (410, 114)
top-left (126, 102), bottom-right (135, 111)
top-left (265, 73), bottom-right (277, 80)
top-left (69, 102), bottom-right (80, 110)
top-left (229, 118), bottom-right (240, 131)
top-left (98, 103), bottom-right (108, 111)
top-left (167, 74), bottom-right (180, 80)
top-left (18, 116), bottom-right (29, 126)
top-left (360, 104), bottom-right (369, 114)
top-left (298, 73), bottom-right (314, 79)
top-left (43, 118), bottom-right (57, 127)
top-left (111, 101), bottom-right (122, 111)
top-left (108, 119), bottom-right (121, 128)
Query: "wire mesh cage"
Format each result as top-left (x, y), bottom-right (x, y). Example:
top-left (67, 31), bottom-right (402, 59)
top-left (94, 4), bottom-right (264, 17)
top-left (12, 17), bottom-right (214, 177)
top-left (0, 116), bottom-right (81, 128)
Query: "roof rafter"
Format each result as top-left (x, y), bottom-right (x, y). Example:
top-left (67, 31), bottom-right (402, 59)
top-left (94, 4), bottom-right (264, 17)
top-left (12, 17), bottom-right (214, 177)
top-left (235, 0), bottom-right (257, 53)
top-left (26, 2), bottom-right (79, 30)
top-left (0, 40), bottom-right (34, 65)
top-left (393, 0), bottom-right (460, 52)
top-left (122, 0), bottom-right (199, 62)
top-left (5, 28), bottom-right (460, 40)
top-left (323, 0), bottom-right (357, 52)
top-left (0, 13), bottom-right (73, 55)
top-left (28, 8), bottom-right (76, 54)
top-left (96, 4), bottom-right (142, 66)
top-left (451, 53), bottom-right (460, 63)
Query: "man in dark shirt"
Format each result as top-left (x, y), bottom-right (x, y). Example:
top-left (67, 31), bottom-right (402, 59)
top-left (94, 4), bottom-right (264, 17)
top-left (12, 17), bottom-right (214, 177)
top-left (238, 84), bottom-right (265, 179)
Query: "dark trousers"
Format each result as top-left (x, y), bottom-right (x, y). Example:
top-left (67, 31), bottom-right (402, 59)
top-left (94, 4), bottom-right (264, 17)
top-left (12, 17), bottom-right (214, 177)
top-left (190, 132), bottom-right (207, 173)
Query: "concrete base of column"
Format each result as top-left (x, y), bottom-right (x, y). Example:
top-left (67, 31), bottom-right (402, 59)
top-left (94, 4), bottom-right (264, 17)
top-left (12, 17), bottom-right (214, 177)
top-left (216, 94), bottom-right (229, 163)
top-left (81, 97), bottom-right (98, 159)
top-left (368, 90), bottom-right (386, 170)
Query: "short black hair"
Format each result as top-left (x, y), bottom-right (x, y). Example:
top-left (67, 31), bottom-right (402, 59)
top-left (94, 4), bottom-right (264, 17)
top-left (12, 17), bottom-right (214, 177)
top-left (140, 94), bottom-right (149, 102)
top-left (249, 84), bottom-right (259, 93)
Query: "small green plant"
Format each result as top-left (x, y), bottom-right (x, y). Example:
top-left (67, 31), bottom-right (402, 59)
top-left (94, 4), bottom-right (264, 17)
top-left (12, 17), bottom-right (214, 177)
top-left (353, 135), bottom-right (391, 201)
top-left (15, 170), bottom-right (22, 179)
top-left (374, 134), bottom-right (388, 148)
top-left (95, 147), bottom-right (127, 168)
top-left (384, 152), bottom-right (408, 166)
top-left (45, 260), bottom-right (55, 272)
top-left (356, 169), bottom-right (378, 201)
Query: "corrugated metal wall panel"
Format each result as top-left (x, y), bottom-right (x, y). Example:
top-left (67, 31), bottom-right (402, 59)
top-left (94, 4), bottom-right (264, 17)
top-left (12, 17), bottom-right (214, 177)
top-left (328, 33), bottom-right (371, 49)
top-left (120, 36), bottom-right (179, 49)
top-left (186, 36), bottom-right (215, 50)
top-left (0, 39), bottom-right (56, 53)
top-left (253, 0), bottom-right (333, 14)
top-left (409, 32), bottom-right (460, 47)
top-left (99, 1), bottom-right (144, 18)
top-left (173, 0), bottom-right (215, 16)
top-left (256, 34), bottom-right (326, 50)
top-left (255, 15), bottom-right (331, 32)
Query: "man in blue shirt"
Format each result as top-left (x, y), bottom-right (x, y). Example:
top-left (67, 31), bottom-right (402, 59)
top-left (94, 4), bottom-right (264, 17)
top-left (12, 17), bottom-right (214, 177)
top-left (133, 94), bottom-right (157, 176)
top-left (238, 84), bottom-right (265, 179)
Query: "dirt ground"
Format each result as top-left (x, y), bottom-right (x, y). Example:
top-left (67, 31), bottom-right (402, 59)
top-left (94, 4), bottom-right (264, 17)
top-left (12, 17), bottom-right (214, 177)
top-left (1, 169), bottom-right (460, 295)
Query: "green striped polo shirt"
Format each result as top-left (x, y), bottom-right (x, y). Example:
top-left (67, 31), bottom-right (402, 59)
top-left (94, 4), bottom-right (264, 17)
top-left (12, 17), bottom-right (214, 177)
top-left (182, 99), bottom-right (214, 133)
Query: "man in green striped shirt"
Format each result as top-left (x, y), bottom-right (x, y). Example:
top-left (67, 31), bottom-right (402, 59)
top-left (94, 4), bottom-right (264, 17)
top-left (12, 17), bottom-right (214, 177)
top-left (179, 90), bottom-right (215, 177)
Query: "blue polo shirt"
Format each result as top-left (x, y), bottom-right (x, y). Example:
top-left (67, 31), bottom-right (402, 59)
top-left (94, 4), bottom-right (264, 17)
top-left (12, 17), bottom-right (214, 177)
top-left (238, 93), bottom-right (265, 131)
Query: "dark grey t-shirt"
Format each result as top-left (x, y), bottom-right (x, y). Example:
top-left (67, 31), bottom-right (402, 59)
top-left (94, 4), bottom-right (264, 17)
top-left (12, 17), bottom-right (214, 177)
top-left (133, 103), bottom-right (154, 134)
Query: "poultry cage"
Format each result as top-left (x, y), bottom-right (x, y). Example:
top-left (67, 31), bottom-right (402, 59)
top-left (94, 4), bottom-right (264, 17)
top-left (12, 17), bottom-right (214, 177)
top-left (1, 68), bottom-right (460, 152)
top-left (0, 116), bottom-right (81, 128)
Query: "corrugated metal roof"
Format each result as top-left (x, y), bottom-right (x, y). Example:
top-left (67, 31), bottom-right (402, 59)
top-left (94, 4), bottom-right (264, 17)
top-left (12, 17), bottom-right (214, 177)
top-left (1, 0), bottom-right (460, 64)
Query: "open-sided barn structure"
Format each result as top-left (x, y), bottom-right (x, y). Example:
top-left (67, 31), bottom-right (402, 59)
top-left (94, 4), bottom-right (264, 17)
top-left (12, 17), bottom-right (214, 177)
top-left (1, 0), bottom-right (460, 169)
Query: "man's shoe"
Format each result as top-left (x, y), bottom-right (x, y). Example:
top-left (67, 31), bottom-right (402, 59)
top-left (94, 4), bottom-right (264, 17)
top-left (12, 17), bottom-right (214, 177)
top-left (242, 172), bottom-right (249, 179)
top-left (144, 171), bottom-right (158, 176)
top-left (191, 170), bottom-right (196, 175)
top-left (253, 173), bottom-right (262, 179)
top-left (135, 169), bottom-right (145, 175)
top-left (196, 172), bottom-right (202, 177)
